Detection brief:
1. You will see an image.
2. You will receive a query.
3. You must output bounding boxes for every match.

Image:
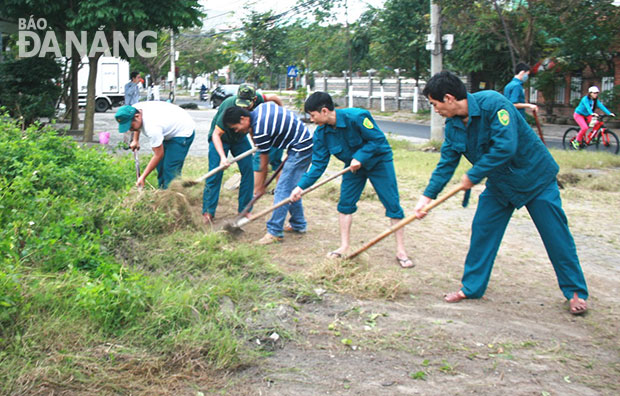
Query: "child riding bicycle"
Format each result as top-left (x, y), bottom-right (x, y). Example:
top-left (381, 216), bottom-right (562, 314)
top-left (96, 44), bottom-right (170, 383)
top-left (572, 86), bottom-right (616, 149)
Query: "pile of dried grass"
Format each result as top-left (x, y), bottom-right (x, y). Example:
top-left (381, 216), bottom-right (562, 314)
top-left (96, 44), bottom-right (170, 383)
top-left (125, 181), bottom-right (207, 233)
top-left (309, 256), bottom-right (405, 300)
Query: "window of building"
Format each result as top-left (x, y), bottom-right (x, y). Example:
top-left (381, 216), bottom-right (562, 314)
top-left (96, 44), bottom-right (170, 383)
top-left (570, 77), bottom-right (582, 103)
top-left (529, 79), bottom-right (538, 103)
top-left (555, 84), bottom-right (566, 104)
top-left (602, 76), bottom-right (614, 92)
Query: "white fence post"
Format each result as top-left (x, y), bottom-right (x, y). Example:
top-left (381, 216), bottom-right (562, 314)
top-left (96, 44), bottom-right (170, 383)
top-left (380, 85), bottom-right (385, 112)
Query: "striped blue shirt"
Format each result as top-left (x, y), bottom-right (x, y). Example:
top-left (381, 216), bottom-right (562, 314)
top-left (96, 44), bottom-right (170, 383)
top-left (250, 102), bottom-right (313, 153)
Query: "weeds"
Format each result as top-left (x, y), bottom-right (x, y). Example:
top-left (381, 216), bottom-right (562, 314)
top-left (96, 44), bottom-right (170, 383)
top-left (0, 117), bottom-right (297, 393)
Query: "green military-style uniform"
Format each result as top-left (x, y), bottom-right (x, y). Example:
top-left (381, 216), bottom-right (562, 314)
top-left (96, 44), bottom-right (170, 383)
top-left (202, 94), bottom-right (264, 217)
top-left (207, 95), bottom-right (265, 144)
top-left (424, 90), bottom-right (588, 301)
top-left (503, 77), bottom-right (526, 118)
top-left (298, 108), bottom-right (404, 219)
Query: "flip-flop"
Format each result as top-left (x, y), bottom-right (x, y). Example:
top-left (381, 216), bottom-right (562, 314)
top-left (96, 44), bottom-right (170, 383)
top-left (444, 290), bottom-right (467, 303)
top-left (569, 292), bottom-right (588, 315)
top-left (326, 251), bottom-right (343, 259)
top-left (396, 256), bottom-right (415, 269)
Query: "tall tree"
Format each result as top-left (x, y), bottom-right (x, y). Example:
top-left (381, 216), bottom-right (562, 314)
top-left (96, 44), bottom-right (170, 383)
top-left (176, 29), bottom-right (231, 80)
top-left (441, 0), bottom-right (547, 87)
top-left (236, 10), bottom-right (289, 87)
top-left (539, 0), bottom-right (620, 75)
top-left (3, 0), bottom-right (82, 128)
top-left (70, 0), bottom-right (203, 141)
top-left (371, 0), bottom-right (430, 81)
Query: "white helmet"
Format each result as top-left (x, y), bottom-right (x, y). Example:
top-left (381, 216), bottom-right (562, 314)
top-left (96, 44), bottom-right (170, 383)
top-left (588, 86), bottom-right (600, 93)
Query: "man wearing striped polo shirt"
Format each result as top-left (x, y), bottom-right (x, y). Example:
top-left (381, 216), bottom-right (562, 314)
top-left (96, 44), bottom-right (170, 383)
top-left (223, 102), bottom-right (313, 245)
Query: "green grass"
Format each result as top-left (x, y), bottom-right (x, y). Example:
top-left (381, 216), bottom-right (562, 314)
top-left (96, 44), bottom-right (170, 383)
top-left (0, 117), bottom-right (310, 394)
top-left (3, 115), bottom-right (619, 394)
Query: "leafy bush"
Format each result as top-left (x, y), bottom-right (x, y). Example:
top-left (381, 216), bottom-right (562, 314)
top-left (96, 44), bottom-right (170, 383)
top-left (532, 70), bottom-right (565, 115)
top-left (600, 85), bottom-right (620, 113)
top-left (0, 264), bottom-right (23, 332)
top-left (294, 86), bottom-right (308, 113)
top-left (0, 57), bottom-right (62, 124)
top-left (0, 113), bottom-right (297, 388)
top-left (0, 115), bottom-right (130, 271)
top-left (75, 261), bottom-right (152, 333)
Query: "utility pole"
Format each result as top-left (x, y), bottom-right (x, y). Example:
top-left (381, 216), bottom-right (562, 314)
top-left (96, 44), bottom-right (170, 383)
top-left (345, 0), bottom-right (353, 107)
top-left (430, 1), bottom-right (443, 141)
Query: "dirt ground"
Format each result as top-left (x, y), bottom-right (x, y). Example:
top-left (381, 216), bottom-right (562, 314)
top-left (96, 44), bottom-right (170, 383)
top-left (196, 169), bottom-right (619, 396)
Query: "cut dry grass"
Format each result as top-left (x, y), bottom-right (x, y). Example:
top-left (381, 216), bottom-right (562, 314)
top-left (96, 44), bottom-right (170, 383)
top-left (308, 257), bottom-right (405, 300)
top-left (122, 182), bottom-right (207, 234)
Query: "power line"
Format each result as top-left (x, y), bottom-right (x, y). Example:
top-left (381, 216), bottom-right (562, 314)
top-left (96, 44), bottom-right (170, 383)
top-left (189, 0), bottom-right (323, 39)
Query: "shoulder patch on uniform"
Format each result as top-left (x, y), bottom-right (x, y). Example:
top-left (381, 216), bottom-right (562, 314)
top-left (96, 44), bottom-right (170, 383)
top-left (497, 109), bottom-right (510, 126)
top-left (362, 117), bottom-right (374, 129)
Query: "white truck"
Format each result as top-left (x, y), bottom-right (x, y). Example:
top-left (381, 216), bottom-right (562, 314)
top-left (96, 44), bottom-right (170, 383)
top-left (78, 56), bottom-right (131, 112)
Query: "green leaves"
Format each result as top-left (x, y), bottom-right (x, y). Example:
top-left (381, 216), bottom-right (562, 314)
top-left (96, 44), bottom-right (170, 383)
top-left (0, 57), bottom-right (62, 125)
top-left (0, 116), bottom-right (131, 271)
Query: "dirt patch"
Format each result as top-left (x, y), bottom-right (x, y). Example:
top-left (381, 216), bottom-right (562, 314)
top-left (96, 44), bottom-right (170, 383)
top-left (192, 172), bottom-right (619, 395)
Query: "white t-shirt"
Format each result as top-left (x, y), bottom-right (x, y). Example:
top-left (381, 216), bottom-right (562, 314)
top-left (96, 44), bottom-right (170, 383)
top-left (134, 102), bottom-right (195, 148)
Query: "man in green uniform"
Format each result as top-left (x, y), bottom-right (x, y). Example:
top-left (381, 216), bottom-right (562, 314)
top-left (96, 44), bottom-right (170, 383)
top-left (290, 92), bottom-right (412, 268)
top-left (202, 84), bottom-right (282, 222)
top-left (503, 62), bottom-right (537, 119)
top-left (414, 71), bottom-right (588, 314)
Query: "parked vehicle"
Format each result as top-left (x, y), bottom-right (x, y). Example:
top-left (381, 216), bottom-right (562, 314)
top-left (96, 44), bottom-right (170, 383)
top-left (78, 56), bottom-right (130, 112)
top-left (210, 84), bottom-right (240, 108)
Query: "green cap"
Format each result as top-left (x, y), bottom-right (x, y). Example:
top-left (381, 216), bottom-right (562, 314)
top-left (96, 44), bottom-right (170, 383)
top-left (115, 105), bottom-right (137, 133)
top-left (235, 84), bottom-right (257, 108)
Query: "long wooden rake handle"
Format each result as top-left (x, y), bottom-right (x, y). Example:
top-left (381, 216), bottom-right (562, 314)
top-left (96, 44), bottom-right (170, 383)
top-left (533, 110), bottom-right (545, 144)
top-left (347, 184), bottom-right (465, 259)
top-left (234, 166), bottom-right (353, 228)
top-left (184, 147), bottom-right (258, 186)
top-left (236, 154), bottom-right (289, 219)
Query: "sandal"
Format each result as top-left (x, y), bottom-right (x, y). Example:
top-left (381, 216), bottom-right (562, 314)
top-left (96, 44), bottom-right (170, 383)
top-left (326, 251), bottom-right (343, 259)
top-left (569, 292), bottom-right (588, 315)
top-left (444, 290), bottom-right (467, 303)
top-left (396, 256), bottom-right (415, 269)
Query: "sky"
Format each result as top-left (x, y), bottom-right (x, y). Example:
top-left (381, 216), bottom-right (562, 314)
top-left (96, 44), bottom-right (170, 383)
top-left (200, 0), bottom-right (387, 32)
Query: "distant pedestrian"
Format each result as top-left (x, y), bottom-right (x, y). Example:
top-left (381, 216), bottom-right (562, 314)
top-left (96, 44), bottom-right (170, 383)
top-left (123, 72), bottom-right (142, 145)
top-left (124, 72), bottom-right (141, 106)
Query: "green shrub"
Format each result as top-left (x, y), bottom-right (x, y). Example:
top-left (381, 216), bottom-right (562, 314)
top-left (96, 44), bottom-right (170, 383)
top-left (600, 85), bottom-right (620, 113)
top-left (0, 57), bottom-right (62, 124)
top-left (75, 262), bottom-right (152, 333)
top-left (0, 264), bottom-right (23, 332)
top-left (0, 115), bottom-right (131, 270)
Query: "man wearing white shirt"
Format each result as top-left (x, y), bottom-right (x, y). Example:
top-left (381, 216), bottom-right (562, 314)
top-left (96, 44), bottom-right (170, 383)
top-left (115, 102), bottom-right (195, 189)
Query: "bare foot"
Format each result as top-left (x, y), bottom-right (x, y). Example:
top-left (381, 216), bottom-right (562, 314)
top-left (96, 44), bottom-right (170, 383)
top-left (569, 292), bottom-right (588, 315)
top-left (444, 290), bottom-right (467, 303)
top-left (203, 213), bottom-right (214, 224)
